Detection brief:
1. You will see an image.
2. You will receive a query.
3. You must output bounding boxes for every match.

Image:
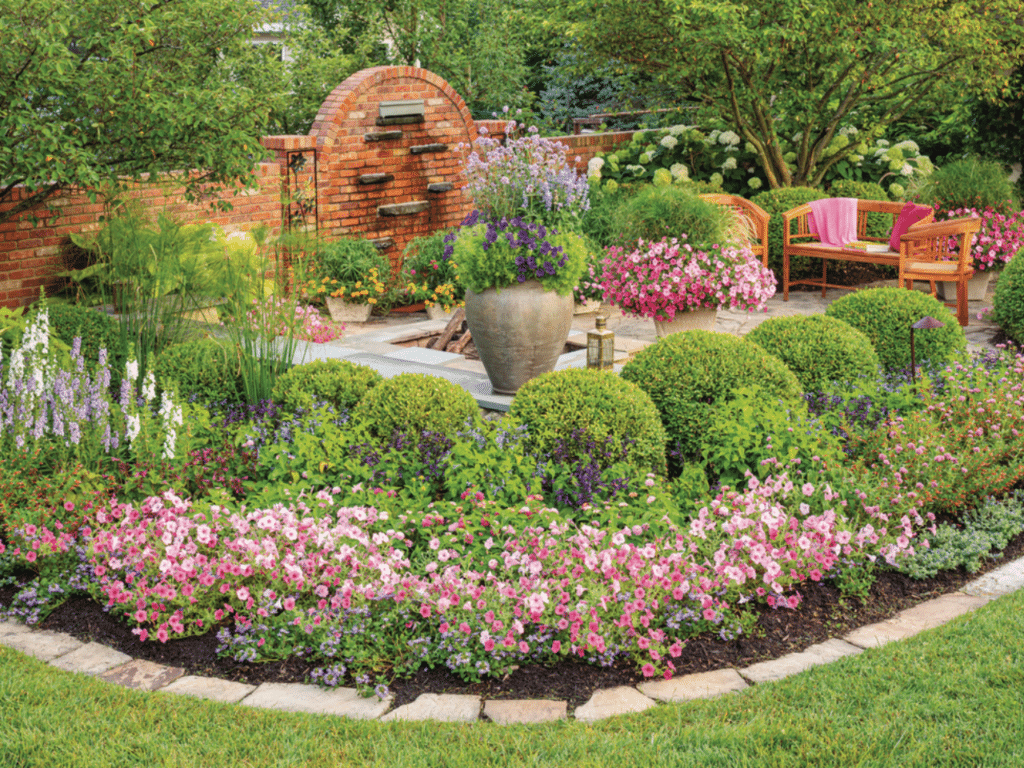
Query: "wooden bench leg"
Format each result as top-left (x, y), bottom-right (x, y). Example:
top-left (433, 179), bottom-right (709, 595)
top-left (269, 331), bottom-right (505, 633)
top-left (821, 258), bottom-right (827, 298)
top-left (955, 280), bottom-right (969, 326)
top-left (783, 251), bottom-right (790, 301)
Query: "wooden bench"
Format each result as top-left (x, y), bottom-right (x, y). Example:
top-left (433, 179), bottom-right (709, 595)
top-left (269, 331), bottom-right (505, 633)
top-left (782, 199), bottom-right (933, 300)
top-left (783, 200), bottom-right (982, 326)
top-left (699, 194), bottom-right (771, 267)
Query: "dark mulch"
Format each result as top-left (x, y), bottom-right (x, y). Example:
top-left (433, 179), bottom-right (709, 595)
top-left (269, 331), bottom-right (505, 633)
top-left (3, 531), bottom-right (1022, 709)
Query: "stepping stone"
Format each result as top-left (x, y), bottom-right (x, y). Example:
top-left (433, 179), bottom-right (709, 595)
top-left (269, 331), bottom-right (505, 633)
top-left (483, 699), bottom-right (567, 725)
top-left (49, 642), bottom-right (132, 675)
top-left (241, 682), bottom-right (391, 720)
top-left (0, 629), bottom-right (82, 662)
top-left (739, 639), bottom-right (862, 684)
top-left (0, 619), bottom-right (31, 639)
top-left (638, 668), bottom-right (748, 702)
top-left (380, 693), bottom-right (480, 723)
top-left (159, 675), bottom-right (256, 703)
top-left (845, 593), bottom-right (991, 649)
top-left (99, 659), bottom-right (185, 692)
top-left (573, 686), bottom-right (656, 723)
top-left (961, 559), bottom-right (1024, 598)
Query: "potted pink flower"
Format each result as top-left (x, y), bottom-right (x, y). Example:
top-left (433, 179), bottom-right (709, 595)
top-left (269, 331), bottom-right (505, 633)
top-left (935, 205), bottom-right (1024, 300)
top-left (601, 236), bottom-right (776, 337)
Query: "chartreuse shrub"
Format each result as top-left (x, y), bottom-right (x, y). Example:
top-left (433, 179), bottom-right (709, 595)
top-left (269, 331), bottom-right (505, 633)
top-left (620, 331), bottom-right (803, 469)
top-left (908, 157), bottom-right (1019, 215)
top-left (349, 373), bottom-right (480, 441)
top-left (152, 338), bottom-right (242, 404)
top-left (826, 287), bottom-right (966, 373)
top-left (750, 185), bottom-right (828, 279)
top-left (697, 387), bottom-right (846, 490)
top-left (992, 247), bottom-right (1024, 343)
top-left (509, 368), bottom-right (667, 475)
top-left (608, 185), bottom-right (736, 248)
top-left (746, 315), bottom-right (880, 392)
top-left (271, 359), bottom-right (382, 414)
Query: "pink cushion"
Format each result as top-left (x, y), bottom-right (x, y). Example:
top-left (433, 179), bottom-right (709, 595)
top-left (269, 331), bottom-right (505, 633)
top-left (889, 203), bottom-right (933, 251)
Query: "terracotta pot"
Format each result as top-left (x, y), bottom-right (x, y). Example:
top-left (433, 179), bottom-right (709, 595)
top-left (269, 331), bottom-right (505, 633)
top-left (653, 308), bottom-right (719, 338)
top-left (463, 280), bottom-right (573, 395)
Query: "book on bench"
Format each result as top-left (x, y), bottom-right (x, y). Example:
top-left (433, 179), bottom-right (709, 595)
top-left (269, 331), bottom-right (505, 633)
top-left (842, 241), bottom-right (891, 253)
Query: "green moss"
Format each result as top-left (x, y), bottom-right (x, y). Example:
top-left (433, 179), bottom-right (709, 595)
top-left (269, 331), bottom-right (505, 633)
top-left (509, 368), bottom-right (667, 475)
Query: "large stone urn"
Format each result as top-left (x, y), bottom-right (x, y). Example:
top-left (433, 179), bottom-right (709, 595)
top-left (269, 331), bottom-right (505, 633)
top-left (463, 280), bottom-right (574, 394)
top-left (653, 307), bottom-right (719, 338)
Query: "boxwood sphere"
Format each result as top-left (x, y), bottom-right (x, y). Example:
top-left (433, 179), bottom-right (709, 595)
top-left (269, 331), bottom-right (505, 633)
top-left (825, 287), bottom-right (966, 373)
top-left (271, 359), bottom-right (383, 414)
top-left (153, 338), bottom-right (242, 404)
top-left (620, 330), bottom-right (803, 464)
top-left (992, 248), bottom-right (1024, 344)
top-left (350, 373), bottom-right (479, 440)
top-left (746, 315), bottom-right (880, 392)
top-left (44, 303), bottom-right (128, 371)
top-left (509, 368), bottom-right (667, 475)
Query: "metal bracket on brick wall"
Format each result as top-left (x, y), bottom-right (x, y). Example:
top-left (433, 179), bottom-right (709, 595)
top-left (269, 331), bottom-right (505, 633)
top-left (284, 149), bottom-right (318, 235)
top-left (364, 131), bottom-right (403, 142)
top-left (410, 143), bottom-right (448, 155)
top-left (378, 201), bottom-right (430, 217)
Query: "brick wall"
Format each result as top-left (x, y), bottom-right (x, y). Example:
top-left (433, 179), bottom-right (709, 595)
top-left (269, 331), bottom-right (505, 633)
top-left (0, 67), bottom-right (644, 309)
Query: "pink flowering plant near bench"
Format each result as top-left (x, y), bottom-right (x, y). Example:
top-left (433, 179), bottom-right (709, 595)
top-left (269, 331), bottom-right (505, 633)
top-left (935, 206), bottom-right (1024, 272)
top-left (601, 236), bottom-right (776, 321)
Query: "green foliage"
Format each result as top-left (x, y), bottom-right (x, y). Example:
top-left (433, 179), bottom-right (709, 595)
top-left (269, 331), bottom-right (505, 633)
top-left (750, 186), bottom-right (828, 278)
top-left (620, 331), bottom-right (803, 467)
top-left (509, 368), bottom-right (667, 475)
top-left (0, 0), bottom-right (275, 226)
top-left (992, 247), bottom-right (1024, 343)
top-left (609, 185), bottom-right (738, 249)
top-left (826, 287), bottom-right (967, 373)
top-left (908, 157), bottom-right (1020, 215)
top-left (153, 339), bottom-right (242, 405)
top-left (829, 179), bottom-right (892, 239)
top-left (549, 0), bottom-right (1024, 191)
top-left (698, 388), bottom-right (845, 490)
top-left (43, 303), bottom-right (127, 374)
top-left (453, 228), bottom-right (587, 295)
top-left (349, 373), bottom-right (480, 441)
top-left (746, 315), bottom-right (880, 393)
top-left (897, 492), bottom-right (1024, 579)
top-left (270, 359), bottom-right (383, 414)
top-left (400, 230), bottom-right (464, 309)
top-left (314, 237), bottom-right (391, 286)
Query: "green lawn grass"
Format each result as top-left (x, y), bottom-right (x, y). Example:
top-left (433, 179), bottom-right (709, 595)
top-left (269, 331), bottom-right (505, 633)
top-left (1, 589), bottom-right (1022, 768)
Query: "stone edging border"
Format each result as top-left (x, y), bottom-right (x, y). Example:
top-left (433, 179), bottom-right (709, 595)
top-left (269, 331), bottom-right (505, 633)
top-left (2, 557), bottom-right (1022, 725)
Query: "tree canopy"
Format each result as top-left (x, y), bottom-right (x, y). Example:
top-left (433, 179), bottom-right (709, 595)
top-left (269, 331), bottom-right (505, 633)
top-left (0, 0), bottom-right (279, 225)
top-left (545, 0), bottom-right (1024, 187)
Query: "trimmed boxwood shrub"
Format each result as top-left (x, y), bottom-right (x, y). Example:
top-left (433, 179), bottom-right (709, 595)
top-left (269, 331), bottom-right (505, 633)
top-left (746, 315), bottom-right (880, 392)
top-left (620, 331), bottom-right (803, 467)
top-left (350, 373), bottom-right (479, 440)
top-left (271, 359), bottom-right (383, 414)
top-left (750, 186), bottom-right (828, 280)
top-left (45, 303), bottom-right (127, 371)
top-left (992, 248), bottom-right (1024, 344)
top-left (509, 368), bottom-right (667, 475)
top-left (153, 338), bottom-right (242, 404)
top-left (825, 287), bottom-right (966, 373)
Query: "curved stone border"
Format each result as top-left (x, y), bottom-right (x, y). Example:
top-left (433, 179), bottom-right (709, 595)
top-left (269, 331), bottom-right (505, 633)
top-left (2, 557), bottom-right (1022, 725)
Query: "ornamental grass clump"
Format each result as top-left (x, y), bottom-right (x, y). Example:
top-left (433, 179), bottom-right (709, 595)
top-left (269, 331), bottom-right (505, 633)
top-left (601, 236), bottom-right (776, 320)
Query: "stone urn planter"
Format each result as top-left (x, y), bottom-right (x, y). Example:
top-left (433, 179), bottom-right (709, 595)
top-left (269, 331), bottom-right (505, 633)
top-left (463, 280), bottom-right (574, 394)
top-left (426, 303), bottom-right (457, 322)
top-left (325, 297), bottom-right (372, 323)
top-left (936, 270), bottom-right (996, 302)
top-left (653, 307), bottom-right (719, 338)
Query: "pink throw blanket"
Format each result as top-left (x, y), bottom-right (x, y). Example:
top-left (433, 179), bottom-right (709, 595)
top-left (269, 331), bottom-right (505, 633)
top-left (808, 198), bottom-right (858, 247)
